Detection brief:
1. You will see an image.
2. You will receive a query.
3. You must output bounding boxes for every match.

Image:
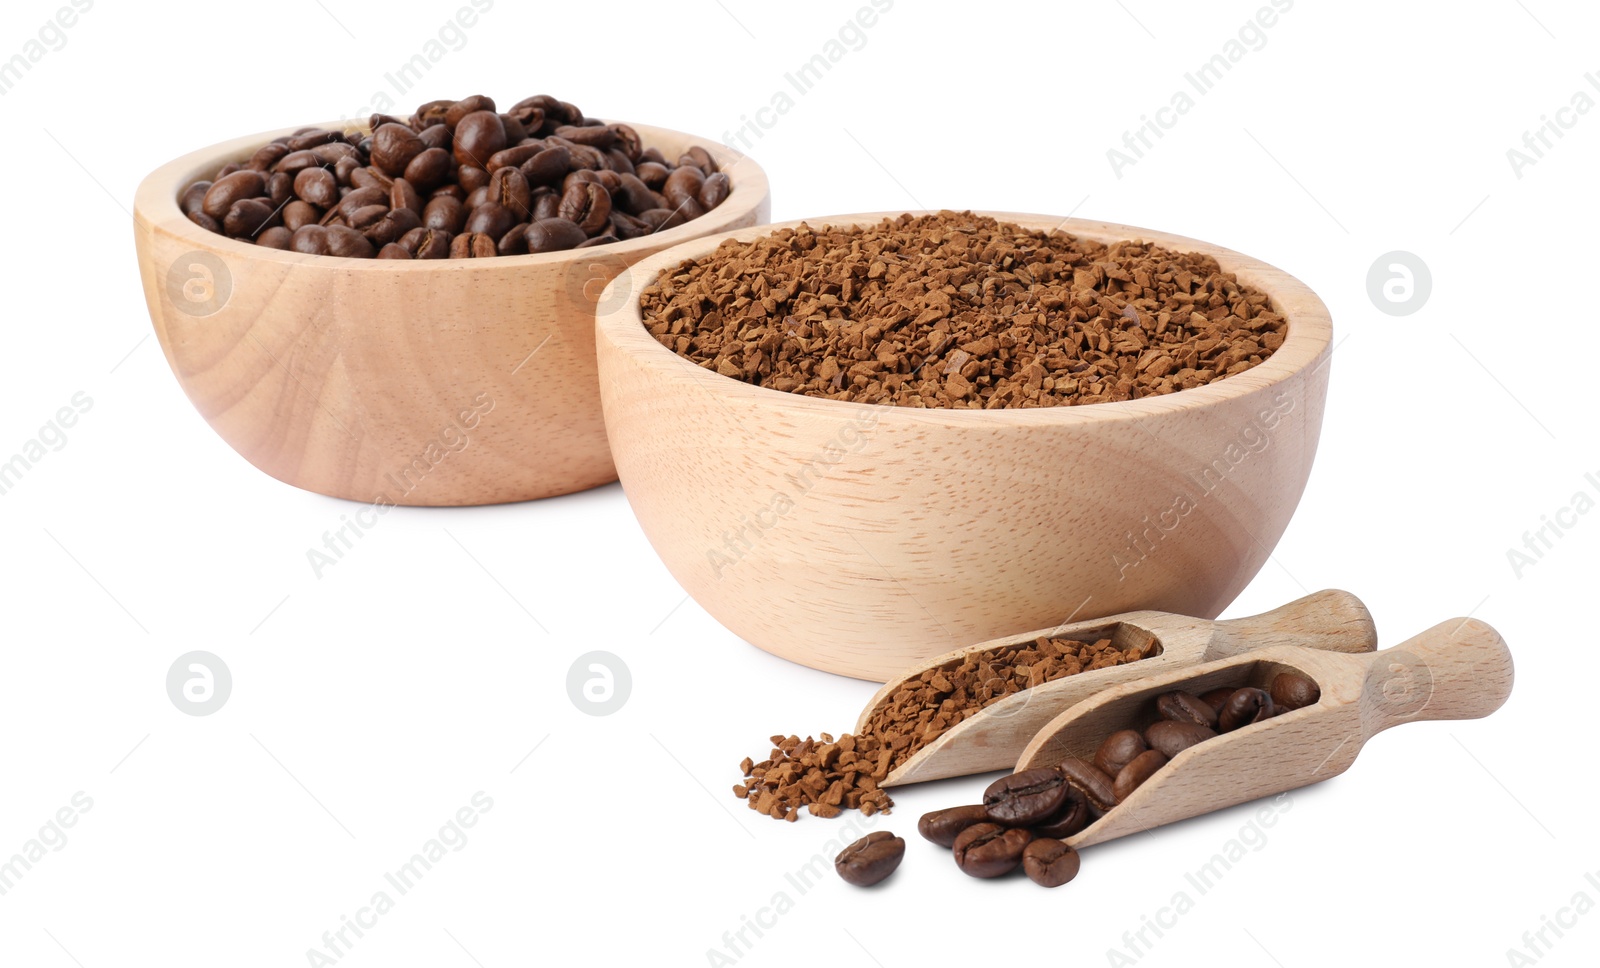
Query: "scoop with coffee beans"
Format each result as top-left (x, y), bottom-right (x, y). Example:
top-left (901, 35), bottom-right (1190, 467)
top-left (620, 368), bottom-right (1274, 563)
top-left (834, 672), bottom-right (1321, 888)
top-left (181, 93), bottom-right (732, 258)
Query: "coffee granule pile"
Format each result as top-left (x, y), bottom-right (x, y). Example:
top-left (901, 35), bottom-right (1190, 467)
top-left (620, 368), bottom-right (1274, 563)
top-left (734, 635), bottom-right (1157, 820)
top-left (643, 212), bottom-right (1286, 408)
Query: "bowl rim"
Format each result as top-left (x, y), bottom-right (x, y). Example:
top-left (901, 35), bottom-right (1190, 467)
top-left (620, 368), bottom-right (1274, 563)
top-left (597, 211), bottom-right (1334, 427)
top-left (132, 118), bottom-right (772, 270)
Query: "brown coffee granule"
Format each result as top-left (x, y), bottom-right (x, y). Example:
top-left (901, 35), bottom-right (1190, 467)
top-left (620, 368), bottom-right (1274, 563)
top-left (734, 635), bottom-right (1157, 820)
top-left (863, 634), bottom-right (1157, 771)
top-left (734, 733), bottom-right (895, 821)
top-left (642, 211), bottom-right (1286, 408)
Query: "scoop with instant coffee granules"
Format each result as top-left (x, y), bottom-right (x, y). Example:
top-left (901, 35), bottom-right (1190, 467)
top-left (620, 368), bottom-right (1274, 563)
top-left (858, 590), bottom-right (1378, 788)
top-left (1012, 616), bottom-right (1513, 849)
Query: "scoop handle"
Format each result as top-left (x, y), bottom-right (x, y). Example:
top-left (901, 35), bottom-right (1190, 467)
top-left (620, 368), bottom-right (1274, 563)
top-left (1207, 589), bottom-right (1377, 658)
top-left (1360, 617), bottom-right (1514, 736)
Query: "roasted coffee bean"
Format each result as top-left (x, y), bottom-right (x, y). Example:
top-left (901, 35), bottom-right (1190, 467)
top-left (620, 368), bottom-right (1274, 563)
top-left (350, 165), bottom-right (395, 192)
top-left (525, 217), bottom-right (587, 252)
top-left (431, 183), bottom-right (466, 201)
top-left (614, 172), bottom-right (657, 215)
top-left (215, 162), bottom-right (243, 179)
top-left (488, 167), bottom-right (532, 219)
top-left (274, 150), bottom-right (322, 176)
top-left (680, 145), bottom-right (718, 173)
top-left (423, 195), bottom-right (467, 234)
top-left (917, 804), bottom-right (989, 848)
top-left (1113, 749), bottom-right (1168, 803)
top-left (294, 168), bottom-right (340, 209)
top-left (610, 210), bottom-right (653, 240)
top-left (520, 145), bottom-right (571, 186)
top-left (834, 831), bottom-right (904, 887)
top-left (465, 202), bottom-right (515, 242)
top-left (554, 123), bottom-right (615, 149)
top-left (326, 224), bottom-right (376, 258)
top-left (1156, 691), bottom-right (1219, 729)
top-left (180, 181), bottom-right (211, 220)
top-left (187, 211), bottom-right (222, 233)
top-left (1023, 838), bottom-right (1081, 888)
top-left (334, 155), bottom-right (363, 186)
top-left (639, 145), bottom-right (668, 165)
top-left (635, 160), bottom-right (670, 190)
top-left (399, 226), bottom-right (452, 260)
top-left (453, 111), bottom-right (507, 166)
top-left (533, 192), bottom-right (563, 222)
top-left (250, 142), bottom-right (291, 171)
top-left (370, 123), bottom-right (425, 177)
top-left (445, 95), bottom-right (496, 127)
top-left (1055, 758), bottom-right (1117, 814)
top-left (983, 768), bottom-right (1071, 826)
top-left (1144, 720), bottom-right (1216, 759)
top-left (256, 226), bottom-right (293, 250)
top-left (223, 198), bottom-right (277, 238)
top-left (287, 128), bottom-right (341, 151)
top-left (403, 148), bottom-right (453, 192)
top-left (669, 196), bottom-right (707, 221)
top-left (281, 200), bottom-right (321, 232)
top-left (662, 165), bottom-right (705, 210)
top-left (376, 243), bottom-right (411, 259)
top-left (458, 164), bottom-right (491, 195)
top-left (202, 170), bottom-right (265, 221)
top-left (487, 143), bottom-right (542, 173)
top-left (290, 224), bottom-right (330, 255)
top-left (593, 169), bottom-right (622, 194)
top-left (363, 207), bottom-right (421, 247)
top-left (418, 123), bottom-right (453, 152)
top-left (390, 178), bottom-right (422, 216)
top-left (499, 113), bottom-right (528, 144)
top-left (335, 187), bottom-right (386, 222)
top-left (1094, 729), bottom-right (1149, 778)
top-left (310, 142), bottom-right (360, 167)
top-left (952, 823), bottom-right (1032, 879)
top-left (1030, 786), bottom-right (1090, 839)
top-left (609, 123), bottom-right (643, 160)
top-left (1218, 687), bottom-right (1274, 732)
top-left (498, 224), bottom-right (530, 256)
top-left (1200, 687), bottom-right (1237, 714)
top-left (449, 231), bottom-right (498, 258)
top-left (699, 172), bottom-right (730, 210)
top-left (640, 207), bottom-right (681, 232)
top-left (1269, 673), bottom-right (1320, 712)
top-left (558, 182), bottom-right (612, 235)
top-left (414, 98), bottom-right (453, 128)
top-left (266, 172), bottom-right (294, 207)
top-left (606, 148), bottom-right (636, 175)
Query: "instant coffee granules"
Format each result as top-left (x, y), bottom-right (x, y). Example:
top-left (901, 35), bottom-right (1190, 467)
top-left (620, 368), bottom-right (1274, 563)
top-left (733, 634), bottom-right (1155, 821)
top-left (642, 211), bottom-right (1287, 407)
top-left (181, 93), bottom-right (731, 257)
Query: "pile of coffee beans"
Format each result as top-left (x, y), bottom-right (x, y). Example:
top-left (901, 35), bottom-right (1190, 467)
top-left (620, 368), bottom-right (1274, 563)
top-left (180, 93), bottom-right (732, 258)
top-left (642, 212), bottom-right (1287, 407)
top-left (732, 635), bottom-right (1156, 822)
top-left (904, 671), bottom-right (1321, 888)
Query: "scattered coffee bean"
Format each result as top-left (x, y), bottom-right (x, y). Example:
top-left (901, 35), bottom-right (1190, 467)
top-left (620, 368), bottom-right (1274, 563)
top-left (1094, 729), bottom-right (1149, 778)
top-left (1113, 749), bottom-right (1169, 803)
top-left (1144, 720), bottom-right (1217, 759)
top-left (918, 804), bottom-right (990, 848)
top-left (1022, 838), bottom-right (1081, 888)
top-left (180, 92), bottom-right (733, 257)
top-left (1269, 672), bottom-right (1321, 712)
top-left (951, 823), bottom-right (1032, 879)
top-left (1029, 786), bottom-right (1090, 839)
top-left (834, 831), bottom-right (905, 887)
top-left (1156, 691), bottom-right (1220, 729)
top-left (642, 212), bottom-right (1289, 408)
top-left (1219, 687), bottom-right (1275, 732)
top-left (983, 768), bottom-right (1071, 826)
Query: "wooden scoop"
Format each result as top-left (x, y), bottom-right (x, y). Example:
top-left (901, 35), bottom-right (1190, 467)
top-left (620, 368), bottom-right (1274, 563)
top-left (859, 589), bottom-right (1377, 788)
top-left (1014, 616), bottom-right (1514, 849)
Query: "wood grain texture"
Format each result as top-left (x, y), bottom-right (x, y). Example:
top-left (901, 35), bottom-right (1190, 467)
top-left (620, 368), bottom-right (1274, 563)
top-left (134, 121), bottom-right (771, 506)
top-left (595, 212), bottom-right (1334, 678)
top-left (855, 589), bottom-right (1375, 787)
top-left (1012, 617), bottom-right (1513, 848)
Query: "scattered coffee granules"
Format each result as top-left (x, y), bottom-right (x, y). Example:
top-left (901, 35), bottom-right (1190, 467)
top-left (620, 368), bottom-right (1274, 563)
top-left (642, 211), bottom-right (1286, 408)
top-left (735, 733), bottom-right (894, 821)
top-left (733, 634), bottom-right (1158, 821)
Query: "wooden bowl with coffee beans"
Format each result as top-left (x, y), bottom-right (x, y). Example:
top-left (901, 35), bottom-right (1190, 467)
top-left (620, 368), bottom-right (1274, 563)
top-left (595, 211), bottom-right (1333, 680)
top-left (134, 95), bottom-right (771, 505)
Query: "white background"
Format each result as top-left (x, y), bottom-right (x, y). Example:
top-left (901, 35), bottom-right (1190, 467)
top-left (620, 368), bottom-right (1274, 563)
top-left (0, 1), bottom-right (1594, 965)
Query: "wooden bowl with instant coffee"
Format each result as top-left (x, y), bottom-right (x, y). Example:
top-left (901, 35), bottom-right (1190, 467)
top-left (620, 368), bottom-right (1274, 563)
top-left (133, 120), bottom-right (770, 505)
top-left (595, 212), bottom-right (1333, 680)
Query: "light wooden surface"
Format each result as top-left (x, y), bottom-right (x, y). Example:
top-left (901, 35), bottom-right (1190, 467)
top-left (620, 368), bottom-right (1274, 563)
top-left (595, 212), bottom-right (1335, 678)
top-left (1013, 617), bottom-right (1514, 849)
top-left (857, 589), bottom-right (1375, 787)
top-left (134, 121), bottom-right (771, 506)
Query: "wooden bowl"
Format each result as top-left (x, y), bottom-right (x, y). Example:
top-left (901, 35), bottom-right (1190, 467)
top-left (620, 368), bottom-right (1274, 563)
top-left (596, 213), bottom-right (1333, 681)
top-left (133, 122), bottom-right (771, 506)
